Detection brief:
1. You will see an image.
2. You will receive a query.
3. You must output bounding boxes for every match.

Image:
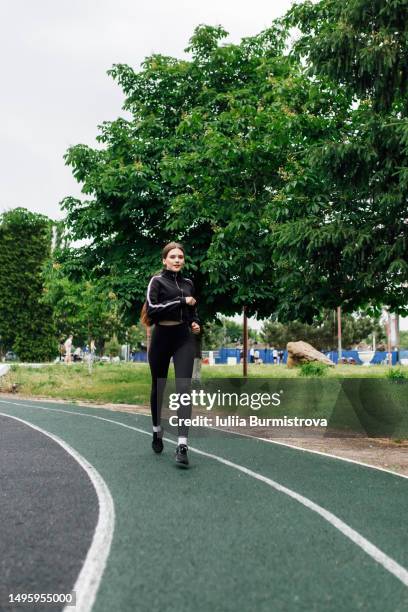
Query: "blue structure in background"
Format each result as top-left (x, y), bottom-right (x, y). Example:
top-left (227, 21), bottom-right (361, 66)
top-left (130, 351), bottom-right (148, 362)
top-left (216, 347), bottom-right (287, 364)
top-left (325, 350), bottom-right (398, 365)
top-left (130, 348), bottom-right (399, 365)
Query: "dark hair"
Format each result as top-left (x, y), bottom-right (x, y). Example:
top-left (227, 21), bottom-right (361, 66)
top-left (140, 242), bottom-right (185, 327)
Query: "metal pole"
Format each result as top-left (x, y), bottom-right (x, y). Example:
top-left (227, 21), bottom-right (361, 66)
top-left (393, 313), bottom-right (400, 365)
top-left (337, 306), bottom-right (342, 363)
top-left (386, 312), bottom-right (392, 365)
top-left (243, 305), bottom-right (248, 378)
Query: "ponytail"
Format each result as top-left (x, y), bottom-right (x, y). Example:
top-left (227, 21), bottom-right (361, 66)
top-left (141, 268), bottom-right (162, 328)
top-left (140, 302), bottom-right (151, 328)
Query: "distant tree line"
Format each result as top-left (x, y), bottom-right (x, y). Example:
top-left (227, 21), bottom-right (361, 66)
top-left (260, 312), bottom-right (386, 351)
top-left (201, 312), bottom-right (386, 351)
top-left (202, 317), bottom-right (259, 351)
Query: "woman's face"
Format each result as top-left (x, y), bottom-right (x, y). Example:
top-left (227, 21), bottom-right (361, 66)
top-left (163, 247), bottom-right (185, 272)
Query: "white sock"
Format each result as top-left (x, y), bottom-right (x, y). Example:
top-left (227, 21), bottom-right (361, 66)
top-left (153, 425), bottom-right (162, 433)
top-left (178, 436), bottom-right (188, 446)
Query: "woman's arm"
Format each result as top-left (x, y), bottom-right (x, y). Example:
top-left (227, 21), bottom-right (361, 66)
top-left (187, 282), bottom-right (201, 331)
top-left (191, 303), bottom-right (201, 326)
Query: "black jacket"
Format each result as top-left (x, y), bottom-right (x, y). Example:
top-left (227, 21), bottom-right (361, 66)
top-left (146, 269), bottom-right (200, 326)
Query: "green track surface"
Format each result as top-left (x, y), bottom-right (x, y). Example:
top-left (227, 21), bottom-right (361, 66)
top-left (1, 398), bottom-right (407, 612)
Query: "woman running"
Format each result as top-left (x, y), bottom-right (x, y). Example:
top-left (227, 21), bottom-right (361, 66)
top-left (141, 242), bottom-right (201, 466)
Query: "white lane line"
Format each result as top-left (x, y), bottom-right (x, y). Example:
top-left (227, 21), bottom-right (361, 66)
top-left (5, 395), bottom-right (408, 481)
top-left (1, 399), bottom-right (408, 588)
top-left (206, 425), bottom-right (408, 481)
top-left (0, 411), bottom-right (115, 612)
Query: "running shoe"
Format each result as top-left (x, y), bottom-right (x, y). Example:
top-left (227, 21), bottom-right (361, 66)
top-left (152, 431), bottom-right (164, 454)
top-left (175, 444), bottom-right (189, 466)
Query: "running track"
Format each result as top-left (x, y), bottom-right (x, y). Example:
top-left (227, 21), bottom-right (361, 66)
top-left (0, 398), bottom-right (407, 612)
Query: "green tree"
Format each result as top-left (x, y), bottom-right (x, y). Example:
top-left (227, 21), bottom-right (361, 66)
top-left (399, 330), bottom-right (408, 349)
top-left (261, 311), bottom-right (385, 350)
top-left (286, 0), bottom-right (408, 113)
top-left (221, 317), bottom-right (259, 344)
top-left (128, 322), bottom-right (147, 351)
top-left (104, 334), bottom-right (121, 358)
top-left (201, 319), bottom-right (225, 351)
top-left (268, 0), bottom-right (408, 320)
top-left (42, 260), bottom-right (126, 352)
top-left (161, 26), bottom-right (348, 320)
top-left (61, 24), bottom-right (346, 324)
top-left (0, 208), bottom-right (57, 361)
top-left (202, 316), bottom-right (259, 349)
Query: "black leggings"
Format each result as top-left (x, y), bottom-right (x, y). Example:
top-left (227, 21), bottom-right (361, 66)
top-left (148, 322), bottom-right (195, 437)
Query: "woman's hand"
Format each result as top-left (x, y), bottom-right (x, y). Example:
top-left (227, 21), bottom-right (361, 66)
top-left (191, 322), bottom-right (200, 334)
top-left (186, 296), bottom-right (196, 306)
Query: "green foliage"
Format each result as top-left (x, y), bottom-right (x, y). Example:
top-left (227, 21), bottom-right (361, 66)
top-left (298, 362), bottom-right (329, 377)
top-left (0, 208), bottom-right (57, 361)
top-left (399, 331), bottom-right (408, 349)
top-left (201, 319), bottom-right (225, 351)
top-left (270, 0), bottom-right (408, 318)
top-left (285, 0), bottom-right (408, 112)
top-left (202, 316), bottom-right (259, 349)
top-left (222, 318), bottom-right (259, 344)
top-left (128, 322), bottom-right (147, 351)
top-left (261, 311), bottom-right (385, 350)
top-left (386, 367), bottom-right (407, 380)
top-left (42, 259), bottom-right (126, 350)
top-left (61, 11), bottom-right (408, 324)
top-left (161, 29), bottom-right (348, 320)
top-left (104, 335), bottom-right (121, 357)
top-left (60, 23), bottom-right (344, 323)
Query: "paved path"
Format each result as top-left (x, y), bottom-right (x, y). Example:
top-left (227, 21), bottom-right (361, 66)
top-left (0, 398), bottom-right (407, 612)
top-left (0, 413), bottom-right (98, 611)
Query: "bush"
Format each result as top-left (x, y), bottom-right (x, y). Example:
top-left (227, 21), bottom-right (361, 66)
top-left (13, 334), bottom-right (58, 362)
top-left (0, 208), bottom-right (57, 362)
top-left (104, 335), bottom-right (121, 358)
top-left (298, 361), bottom-right (329, 377)
top-left (386, 367), bottom-right (407, 380)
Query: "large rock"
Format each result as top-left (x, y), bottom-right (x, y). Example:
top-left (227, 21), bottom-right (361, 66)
top-left (286, 341), bottom-right (335, 368)
top-left (0, 365), bottom-right (10, 377)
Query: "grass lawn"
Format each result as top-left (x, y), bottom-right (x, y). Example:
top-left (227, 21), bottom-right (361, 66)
top-left (5, 362), bottom-right (407, 406)
top-left (4, 362), bottom-right (407, 437)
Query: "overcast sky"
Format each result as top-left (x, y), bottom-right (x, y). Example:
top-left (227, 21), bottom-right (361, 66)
top-left (1, 0), bottom-right (294, 221)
